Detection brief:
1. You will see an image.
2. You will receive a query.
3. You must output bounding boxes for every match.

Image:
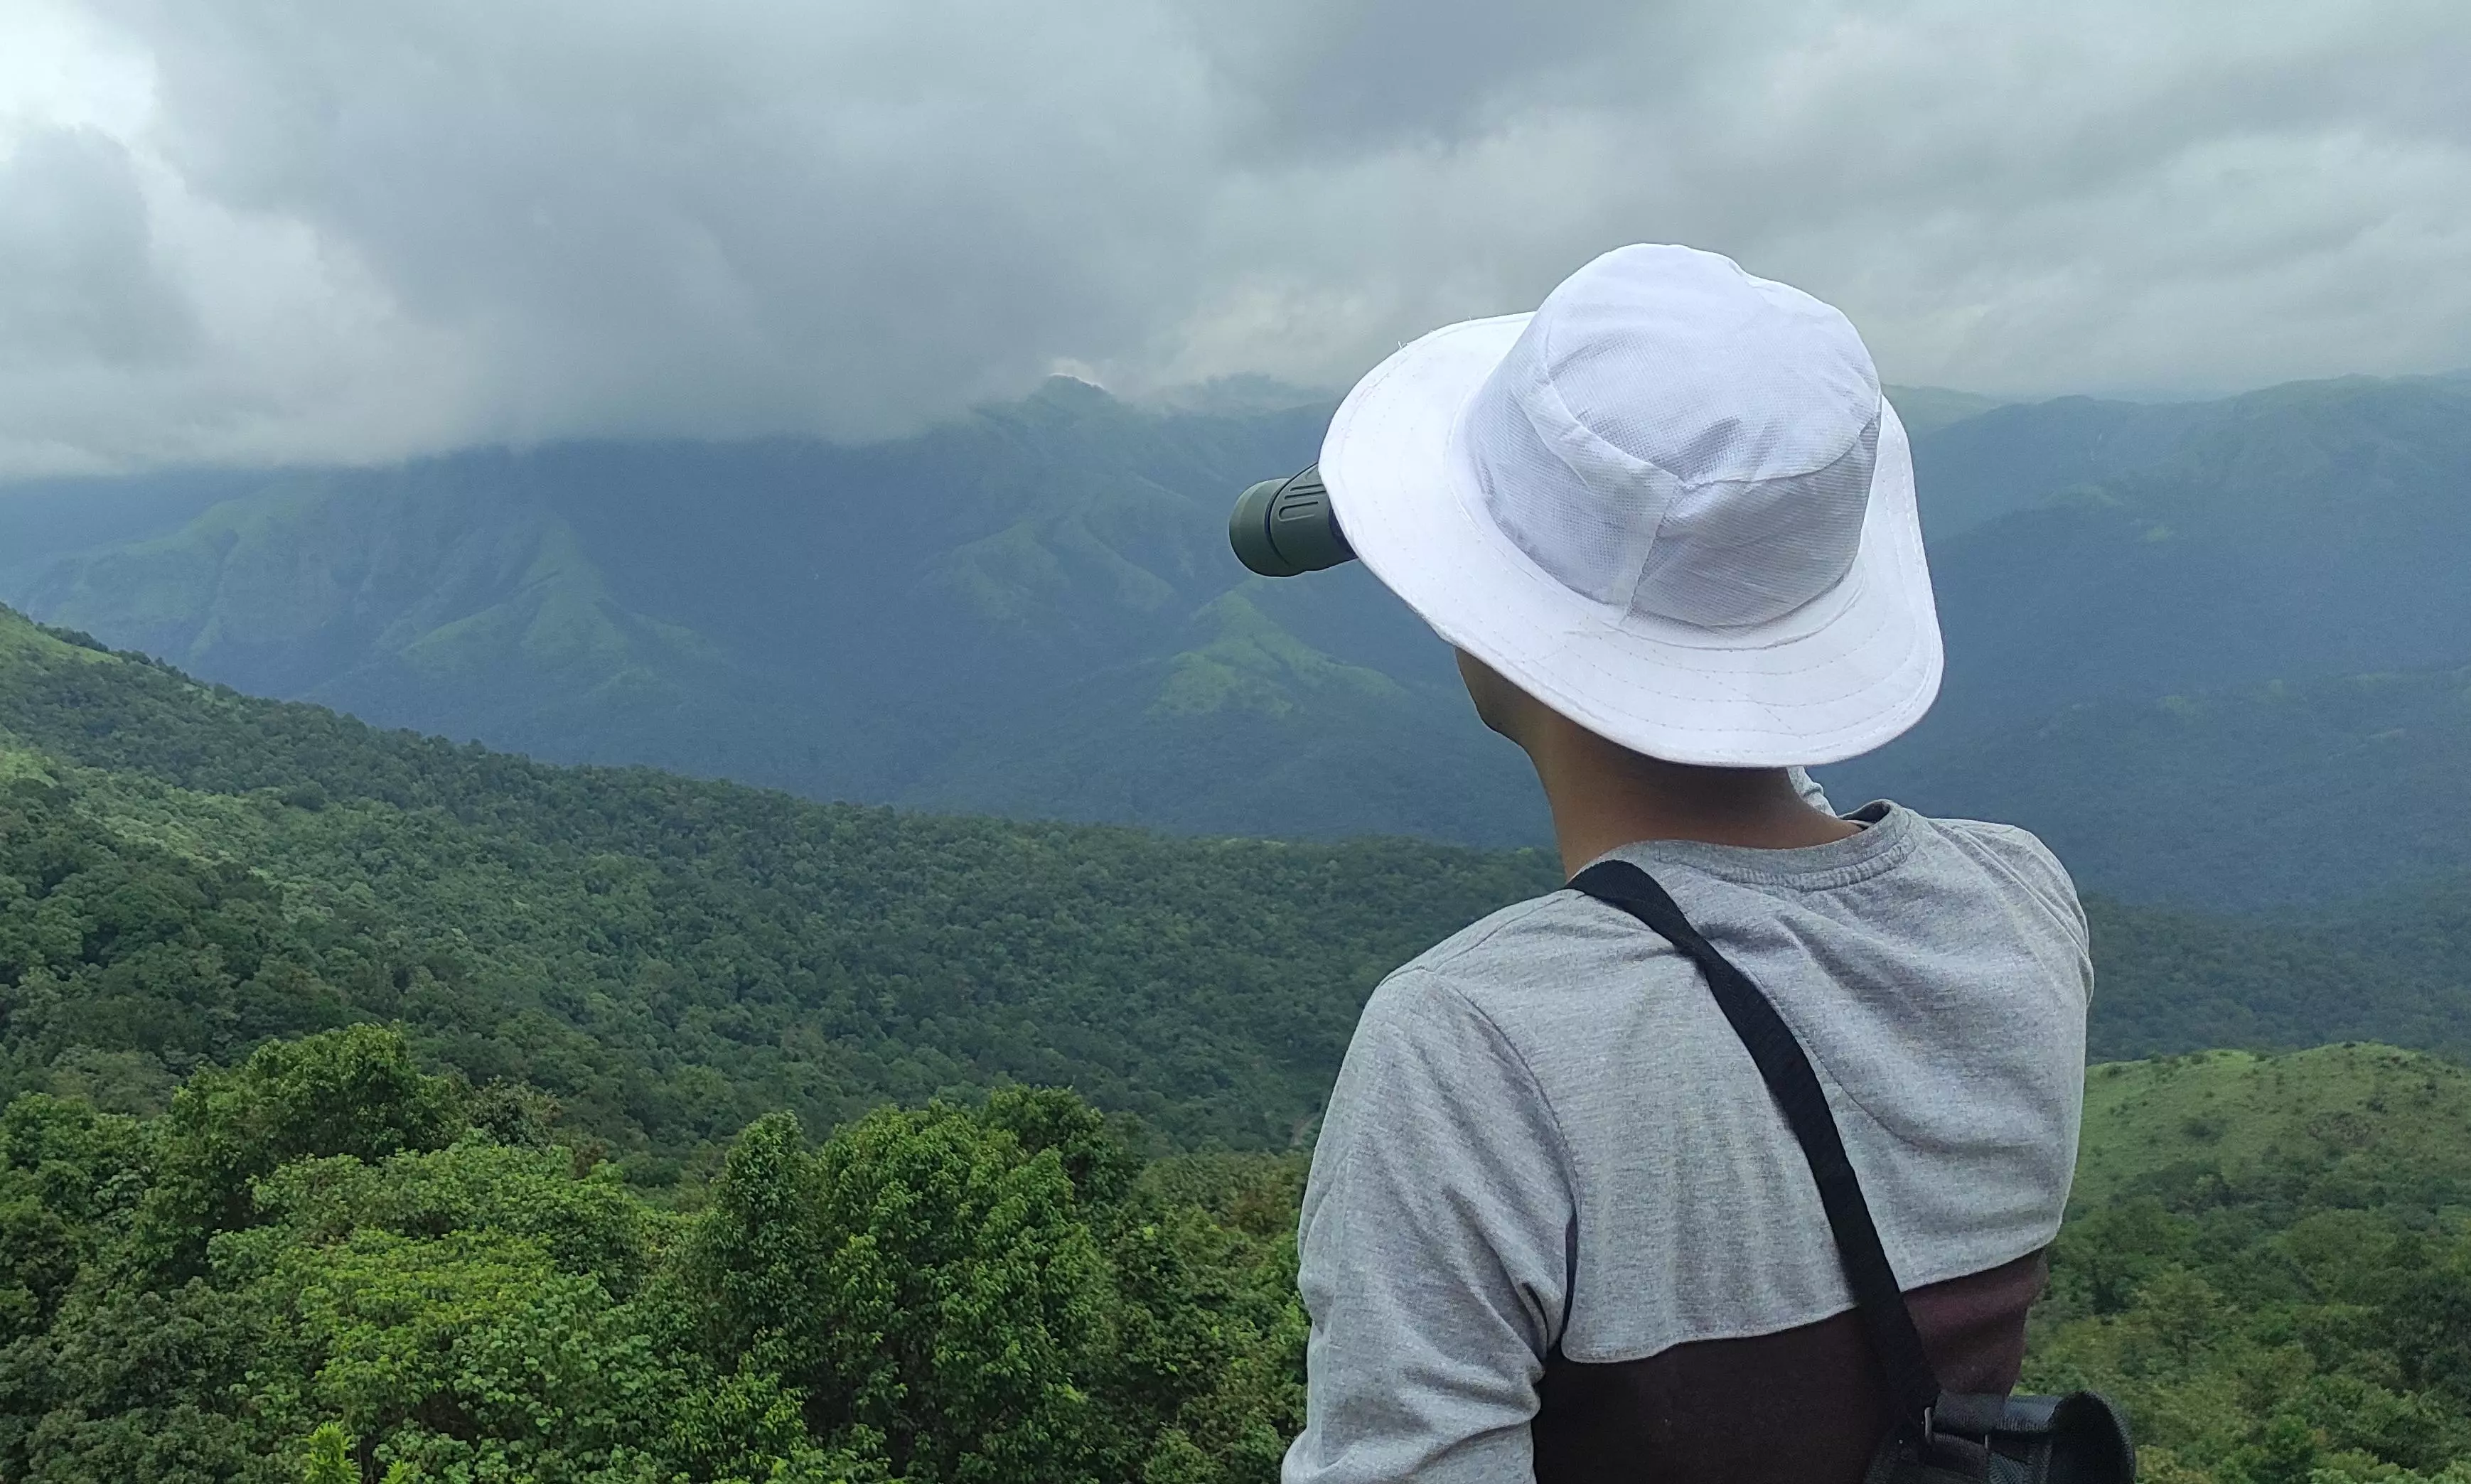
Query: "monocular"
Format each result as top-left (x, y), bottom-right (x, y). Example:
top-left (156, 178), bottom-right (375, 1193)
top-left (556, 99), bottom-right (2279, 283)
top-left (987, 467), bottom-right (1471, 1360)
top-left (1227, 465), bottom-right (1356, 577)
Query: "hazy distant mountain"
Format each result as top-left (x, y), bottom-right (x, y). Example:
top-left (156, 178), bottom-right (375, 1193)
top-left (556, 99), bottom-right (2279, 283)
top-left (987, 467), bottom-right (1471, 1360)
top-left (1906, 394), bottom-right (2219, 538)
top-left (1822, 372), bottom-right (2471, 903)
top-left (8, 371), bottom-right (2470, 908)
top-left (0, 379), bottom-right (1548, 845)
top-left (1926, 375), bottom-right (2471, 723)
top-left (1880, 384), bottom-right (2010, 437)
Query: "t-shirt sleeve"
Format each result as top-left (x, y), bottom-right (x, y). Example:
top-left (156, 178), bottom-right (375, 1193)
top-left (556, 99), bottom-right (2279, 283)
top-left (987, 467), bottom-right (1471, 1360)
top-left (1282, 969), bottom-right (1576, 1484)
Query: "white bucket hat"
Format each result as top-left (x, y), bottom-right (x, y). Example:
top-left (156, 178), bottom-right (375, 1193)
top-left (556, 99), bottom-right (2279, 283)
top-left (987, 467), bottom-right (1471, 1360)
top-left (1321, 243), bottom-right (1941, 766)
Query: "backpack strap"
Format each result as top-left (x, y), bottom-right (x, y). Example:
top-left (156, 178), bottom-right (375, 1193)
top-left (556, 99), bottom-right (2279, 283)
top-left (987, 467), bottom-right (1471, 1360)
top-left (1568, 859), bottom-right (1945, 1441)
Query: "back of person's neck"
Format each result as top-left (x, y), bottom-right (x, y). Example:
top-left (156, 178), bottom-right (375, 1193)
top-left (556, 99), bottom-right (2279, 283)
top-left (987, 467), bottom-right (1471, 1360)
top-left (1527, 726), bottom-right (1859, 878)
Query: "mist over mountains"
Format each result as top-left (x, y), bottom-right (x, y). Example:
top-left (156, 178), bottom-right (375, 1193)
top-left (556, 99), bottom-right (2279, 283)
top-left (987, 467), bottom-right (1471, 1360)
top-left (6, 370), bottom-right (2470, 911)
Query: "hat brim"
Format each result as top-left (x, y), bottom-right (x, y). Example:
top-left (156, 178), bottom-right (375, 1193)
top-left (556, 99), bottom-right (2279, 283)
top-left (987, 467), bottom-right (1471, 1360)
top-left (1320, 313), bottom-right (1943, 766)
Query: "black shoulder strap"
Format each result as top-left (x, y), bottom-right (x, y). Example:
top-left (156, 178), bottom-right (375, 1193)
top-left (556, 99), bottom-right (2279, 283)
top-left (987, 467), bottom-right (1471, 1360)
top-left (1569, 858), bottom-right (1944, 1437)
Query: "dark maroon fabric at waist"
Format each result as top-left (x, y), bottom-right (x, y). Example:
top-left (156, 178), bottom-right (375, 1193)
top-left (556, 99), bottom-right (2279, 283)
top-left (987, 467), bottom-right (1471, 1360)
top-left (1531, 1248), bottom-right (2048, 1484)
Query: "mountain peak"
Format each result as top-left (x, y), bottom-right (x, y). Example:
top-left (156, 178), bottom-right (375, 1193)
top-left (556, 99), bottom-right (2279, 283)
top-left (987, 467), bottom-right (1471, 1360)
top-left (1031, 374), bottom-right (1115, 408)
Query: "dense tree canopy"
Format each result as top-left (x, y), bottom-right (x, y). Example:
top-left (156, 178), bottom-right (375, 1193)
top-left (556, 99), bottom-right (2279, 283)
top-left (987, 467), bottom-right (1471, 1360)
top-left (0, 1028), bottom-right (1306, 1482)
top-left (0, 605), bottom-right (1555, 1166)
top-left (4, 1035), bottom-right (2468, 1482)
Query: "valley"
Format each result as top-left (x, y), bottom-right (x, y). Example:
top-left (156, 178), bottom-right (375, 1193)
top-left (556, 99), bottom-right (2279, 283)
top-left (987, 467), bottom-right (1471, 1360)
top-left (5, 8), bottom-right (2461, 1480)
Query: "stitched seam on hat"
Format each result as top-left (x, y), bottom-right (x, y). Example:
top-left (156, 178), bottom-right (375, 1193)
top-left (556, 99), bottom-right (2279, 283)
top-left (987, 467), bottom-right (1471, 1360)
top-left (1507, 339), bottom-right (1668, 612)
top-left (1523, 354), bottom-right (1668, 489)
top-left (1591, 434), bottom-right (1920, 662)
top-left (1550, 561), bottom-right (1931, 739)
top-left (1521, 316), bottom-right (1686, 612)
top-left (1640, 412), bottom-right (1880, 567)
top-left (1521, 311), bottom-right (1673, 502)
top-left (1665, 385), bottom-right (1885, 490)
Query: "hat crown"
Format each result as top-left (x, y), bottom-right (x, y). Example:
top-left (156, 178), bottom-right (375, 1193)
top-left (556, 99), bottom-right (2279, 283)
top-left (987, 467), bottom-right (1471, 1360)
top-left (1467, 244), bottom-right (1882, 627)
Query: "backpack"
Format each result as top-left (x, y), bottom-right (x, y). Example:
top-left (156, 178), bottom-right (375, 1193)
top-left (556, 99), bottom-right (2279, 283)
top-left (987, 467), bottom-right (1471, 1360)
top-left (1570, 860), bottom-right (2136, 1484)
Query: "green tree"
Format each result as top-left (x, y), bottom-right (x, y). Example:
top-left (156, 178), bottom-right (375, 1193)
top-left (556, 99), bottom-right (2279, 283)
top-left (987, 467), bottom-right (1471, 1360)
top-left (135, 1026), bottom-right (466, 1277)
top-left (684, 1104), bottom-right (1116, 1482)
top-left (301, 1421), bottom-right (355, 1484)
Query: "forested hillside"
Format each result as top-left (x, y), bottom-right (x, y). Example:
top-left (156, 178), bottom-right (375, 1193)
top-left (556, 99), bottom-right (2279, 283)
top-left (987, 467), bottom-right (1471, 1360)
top-left (1828, 665), bottom-right (2471, 908)
top-left (4, 1029), bottom-right (2465, 1482)
top-left (6, 602), bottom-right (2471, 1480)
top-left (0, 605), bottom-right (1550, 1164)
top-left (6, 603), bottom-right (2469, 1174)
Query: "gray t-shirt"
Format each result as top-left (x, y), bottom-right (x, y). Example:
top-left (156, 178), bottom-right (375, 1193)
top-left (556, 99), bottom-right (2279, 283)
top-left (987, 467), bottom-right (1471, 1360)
top-left (1282, 795), bottom-right (2090, 1484)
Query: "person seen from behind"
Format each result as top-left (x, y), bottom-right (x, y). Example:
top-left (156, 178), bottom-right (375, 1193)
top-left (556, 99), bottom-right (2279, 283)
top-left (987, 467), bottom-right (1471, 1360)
top-left (1275, 247), bottom-right (2091, 1482)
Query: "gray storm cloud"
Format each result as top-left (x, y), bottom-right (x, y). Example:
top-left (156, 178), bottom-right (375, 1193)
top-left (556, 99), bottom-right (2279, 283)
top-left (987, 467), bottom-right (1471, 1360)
top-left (2, 0), bottom-right (2467, 477)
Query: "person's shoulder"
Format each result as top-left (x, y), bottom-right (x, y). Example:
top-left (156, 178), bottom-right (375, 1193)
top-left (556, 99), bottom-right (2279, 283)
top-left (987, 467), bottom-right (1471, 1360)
top-left (1361, 886), bottom-right (1651, 1032)
top-left (1917, 810), bottom-right (2072, 886)
top-left (1903, 808), bottom-right (2086, 941)
top-left (1387, 888), bottom-right (1597, 980)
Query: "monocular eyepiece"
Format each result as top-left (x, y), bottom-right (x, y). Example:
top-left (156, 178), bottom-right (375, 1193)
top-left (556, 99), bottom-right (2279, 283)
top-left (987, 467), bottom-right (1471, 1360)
top-left (1228, 463), bottom-right (1356, 577)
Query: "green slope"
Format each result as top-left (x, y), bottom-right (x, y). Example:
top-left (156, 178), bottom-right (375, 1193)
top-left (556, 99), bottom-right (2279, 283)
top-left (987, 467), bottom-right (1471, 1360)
top-left (15, 372), bottom-right (2471, 912)
top-left (2071, 1043), bottom-right (2471, 1206)
top-left (2089, 878), bottom-right (2471, 1065)
top-left (0, 603), bottom-right (1557, 1165)
top-left (2031, 1045), bottom-right (2471, 1483)
top-left (0, 384), bottom-right (1550, 846)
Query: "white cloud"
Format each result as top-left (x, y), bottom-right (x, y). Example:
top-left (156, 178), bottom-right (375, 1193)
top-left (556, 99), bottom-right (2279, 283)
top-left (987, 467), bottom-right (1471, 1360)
top-left (1, 0), bottom-right (2466, 476)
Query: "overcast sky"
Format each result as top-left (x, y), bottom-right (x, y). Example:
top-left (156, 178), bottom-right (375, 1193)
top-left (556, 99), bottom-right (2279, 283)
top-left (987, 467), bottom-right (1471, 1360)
top-left (3, 0), bottom-right (2467, 478)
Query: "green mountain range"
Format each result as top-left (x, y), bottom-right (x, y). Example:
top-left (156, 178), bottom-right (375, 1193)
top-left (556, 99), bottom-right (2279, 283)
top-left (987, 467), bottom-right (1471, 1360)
top-left (7, 374), bottom-right (2471, 911)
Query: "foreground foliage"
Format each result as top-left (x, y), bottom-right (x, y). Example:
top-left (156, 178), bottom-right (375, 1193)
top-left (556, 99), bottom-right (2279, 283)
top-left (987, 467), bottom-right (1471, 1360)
top-left (2029, 1047), bottom-right (2471, 1484)
top-left (0, 1028), bottom-right (1304, 1481)
top-left (5, 1033), bottom-right (2466, 1483)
